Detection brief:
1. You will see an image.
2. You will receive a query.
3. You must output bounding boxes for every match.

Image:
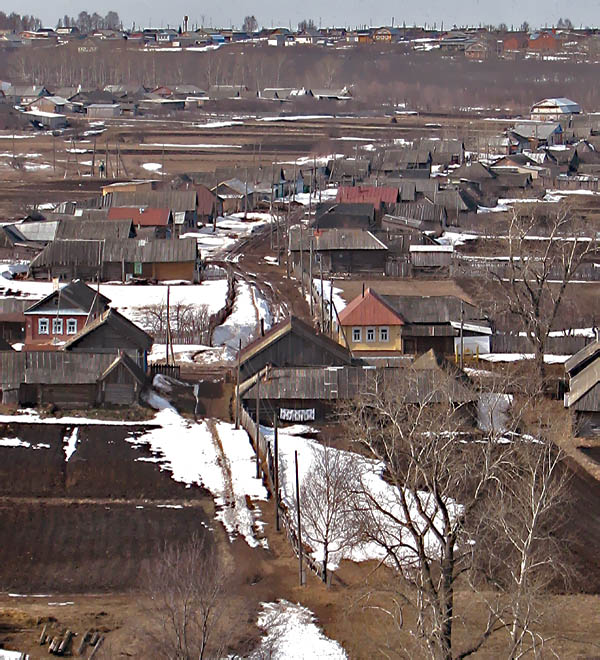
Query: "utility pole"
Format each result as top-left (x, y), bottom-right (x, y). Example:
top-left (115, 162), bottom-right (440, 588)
top-left (295, 450), bottom-right (304, 586)
top-left (299, 221), bottom-right (305, 299)
top-left (255, 375), bottom-right (261, 479)
top-left (52, 132), bottom-right (56, 175)
top-left (459, 300), bottom-right (465, 370)
top-left (235, 338), bottom-right (241, 429)
top-left (309, 237), bottom-right (313, 316)
top-left (274, 413), bottom-right (280, 532)
top-left (320, 256), bottom-right (325, 331)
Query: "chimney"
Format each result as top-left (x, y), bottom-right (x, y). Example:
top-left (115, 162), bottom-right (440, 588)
top-left (183, 15), bottom-right (189, 32)
top-left (362, 282), bottom-right (365, 297)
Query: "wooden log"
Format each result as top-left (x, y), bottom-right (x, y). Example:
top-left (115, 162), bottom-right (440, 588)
top-left (58, 630), bottom-right (73, 655)
top-left (39, 623), bottom-right (48, 645)
top-left (88, 635), bottom-right (104, 660)
top-left (77, 630), bottom-right (91, 655)
top-left (48, 636), bottom-right (60, 654)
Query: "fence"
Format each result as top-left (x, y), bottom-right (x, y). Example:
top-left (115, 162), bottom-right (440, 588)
top-left (238, 404), bottom-right (327, 583)
top-left (540, 175), bottom-right (600, 192)
top-left (451, 257), bottom-right (600, 282)
top-left (149, 364), bottom-right (181, 379)
top-left (490, 334), bottom-right (590, 355)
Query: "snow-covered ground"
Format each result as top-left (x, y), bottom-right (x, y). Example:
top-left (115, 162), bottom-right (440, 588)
top-left (260, 424), bottom-right (460, 571)
top-left (313, 279), bottom-right (347, 313)
top-left (0, 264), bottom-right (229, 333)
top-left (213, 280), bottom-right (272, 350)
top-left (182, 214), bottom-right (272, 260)
top-left (480, 353), bottom-right (571, 364)
top-left (125, 409), bottom-right (268, 547)
top-left (251, 600), bottom-right (347, 659)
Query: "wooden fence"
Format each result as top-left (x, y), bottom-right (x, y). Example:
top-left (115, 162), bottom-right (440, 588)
top-left (238, 404), bottom-right (327, 583)
top-left (490, 334), bottom-right (590, 355)
top-left (149, 364), bottom-right (181, 379)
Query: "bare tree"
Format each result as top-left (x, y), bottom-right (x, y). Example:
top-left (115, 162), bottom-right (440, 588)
top-left (295, 444), bottom-right (357, 582)
top-left (489, 204), bottom-right (597, 381)
top-left (143, 533), bottom-right (229, 660)
top-left (341, 364), bottom-right (574, 659)
top-left (242, 15), bottom-right (258, 34)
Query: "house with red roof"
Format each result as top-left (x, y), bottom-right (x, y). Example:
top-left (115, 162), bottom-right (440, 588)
top-left (336, 288), bottom-right (492, 356)
top-left (337, 288), bottom-right (405, 352)
top-left (336, 185), bottom-right (399, 212)
top-left (107, 207), bottom-right (173, 238)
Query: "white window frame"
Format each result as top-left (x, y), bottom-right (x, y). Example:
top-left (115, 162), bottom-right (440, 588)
top-left (380, 326), bottom-right (389, 342)
top-left (38, 317), bottom-right (49, 335)
top-left (52, 317), bottom-right (63, 335)
top-left (352, 327), bottom-right (362, 342)
top-left (366, 327), bottom-right (376, 343)
top-left (66, 318), bottom-right (77, 335)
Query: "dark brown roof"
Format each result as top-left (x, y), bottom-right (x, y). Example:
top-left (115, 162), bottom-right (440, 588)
top-left (62, 308), bottom-right (153, 351)
top-left (25, 280), bottom-right (110, 315)
top-left (56, 218), bottom-right (133, 240)
top-left (239, 315), bottom-right (351, 365)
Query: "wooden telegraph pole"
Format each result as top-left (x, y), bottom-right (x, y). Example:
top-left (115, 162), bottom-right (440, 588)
top-left (274, 413), bottom-right (280, 532)
top-left (235, 338), bottom-right (242, 429)
top-left (255, 375), bottom-right (261, 479)
top-left (295, 450), bottom-right (304, 586)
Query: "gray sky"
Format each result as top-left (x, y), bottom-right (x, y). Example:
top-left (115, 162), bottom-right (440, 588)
top-left (9, 0), bottom-right (600, 31)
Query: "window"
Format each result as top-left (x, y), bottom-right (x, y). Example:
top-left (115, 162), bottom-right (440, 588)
top-left (352, 327), bottom-right (362, 342)
top-left (38, 318), bottom-right (49, 335)
top-left (52, 317), bottom-right (63, 335)
top-left (380, 327), bottom-right (389, 342)
top-left (66, 318), bottom-right (77, 335)
top-left (366, 327), bottom-right (375, 342)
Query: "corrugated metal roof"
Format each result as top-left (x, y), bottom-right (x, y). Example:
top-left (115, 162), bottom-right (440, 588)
top-left (336, 186), bottom-right (399, 207)
top-left (108, 207), bottom-right (171, 227)
top-left (63, 308), bottom-right (152, 351)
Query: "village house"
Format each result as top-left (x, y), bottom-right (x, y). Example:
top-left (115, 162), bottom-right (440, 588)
top-left (0, 350), bottom-right (147, 408)
top-left (290, 226), bottom-right (388, 274)
top-left (336, 288), bottom-right (491, 356)
top-left (564, 339), bottom-right (600, 436)
top-left (237, 315), bottom-right (351, 382)
top-left (107, 207), bottom-right (174, 238)
top-left (23, 279), bottom-right (109, 348)
top-left (29, 237), bottom-right (200, 282)
top-left (530, 97), bottom-right (581, 122)
top-left (510, 122), bottom-right (563, 151)
top-left (312, 203), bottom-right (376, 230)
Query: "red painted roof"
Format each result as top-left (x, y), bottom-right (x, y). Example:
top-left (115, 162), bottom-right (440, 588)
top-left (336, 186), bottom-right (399, 208)
top-left (107, 207), bottom-right (171, 227)
top-left (338, 288), bottom-right (405, 326)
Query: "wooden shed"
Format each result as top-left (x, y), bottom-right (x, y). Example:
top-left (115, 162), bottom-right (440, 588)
top-left (564, 339), bottom-right (600, 436)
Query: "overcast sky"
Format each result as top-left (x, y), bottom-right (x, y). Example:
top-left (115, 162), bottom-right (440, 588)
top-left (9, 0), bottom-right (600, 31)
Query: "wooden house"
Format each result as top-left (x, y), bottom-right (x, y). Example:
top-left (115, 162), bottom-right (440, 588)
top-left (240, 357), bottom-right (476, 422)
top-left (312, 202), bottom-right (376, 229)
top-left (336, 288), bottom-right (491, 356)
top-left (0, 350), bottom-right (146, 408)
top-left (55, 218), bottom-right (135, 240)
top-left (0, 299), bottom-right (32, 343)
top-left (63, 308), bottom-right (153, 368)
top-left (24, 280), bottom-right (109, 348)
top-left (29, 238), bottom-right (199, 282)
top-left (564, 340), bottom-right (600, 436)
top-left (105, 190), bottom-right (198, 229)
top-left (213, 179), bottom-right (255, 214)
top-left (326, 158), bottom-right (371, 185)
top-left (238, 315), bottom-right (351, 381)
top-left (289, 227), bottom-right (388, 275)
top-left (107, 207), bottom-right (174, 238)
top-left (336, 186), bottom-right (399, 211)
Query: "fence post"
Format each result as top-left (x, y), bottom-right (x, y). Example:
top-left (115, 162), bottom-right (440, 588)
top-left (295, 450), bottom-right (304, 586)
top-left (274, 413), bottom-right (280, 532)
top-left (255, 376), bottom-right (261, 479)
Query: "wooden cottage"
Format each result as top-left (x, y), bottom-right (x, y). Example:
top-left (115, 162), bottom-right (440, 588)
top-left (289, 227), bottom-right (388, 275)
top-left (564, 340), bottom-right (600, 436)
top-left (238, 315), bottom-right (351, 381)
top-left (0, 351), bottom-right (146, 408)
top-left (24, 280), bottom-right (109, 348)
top-left (336, 288), bottom-right (491, 356)
top-left (29, 238), bottom-right (199, 282)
